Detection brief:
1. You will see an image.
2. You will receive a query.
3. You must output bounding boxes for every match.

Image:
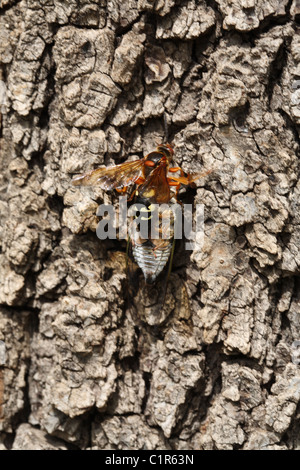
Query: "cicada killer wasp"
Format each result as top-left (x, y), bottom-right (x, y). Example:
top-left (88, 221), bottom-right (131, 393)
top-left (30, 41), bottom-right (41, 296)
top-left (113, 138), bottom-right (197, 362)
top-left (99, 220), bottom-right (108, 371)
top-left (72, 144), bottom-right (205, 286)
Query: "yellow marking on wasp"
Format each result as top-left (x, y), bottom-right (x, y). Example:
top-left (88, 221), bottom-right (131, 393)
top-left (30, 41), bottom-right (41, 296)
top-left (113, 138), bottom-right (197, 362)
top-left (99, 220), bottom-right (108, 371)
top-left (141, 215), bottom-right (152, 220)
top-left (143, 189), bottom-right (155, 197)
top-left (140, 207), bottom-right (151, 212)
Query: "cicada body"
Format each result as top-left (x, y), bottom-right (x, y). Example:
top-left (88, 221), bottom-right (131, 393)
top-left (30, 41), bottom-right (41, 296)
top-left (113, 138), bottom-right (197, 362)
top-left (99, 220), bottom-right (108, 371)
top-left (129, 199), bottom-right (176, 284)
top-left (132, 242), bottom-right (173, 284)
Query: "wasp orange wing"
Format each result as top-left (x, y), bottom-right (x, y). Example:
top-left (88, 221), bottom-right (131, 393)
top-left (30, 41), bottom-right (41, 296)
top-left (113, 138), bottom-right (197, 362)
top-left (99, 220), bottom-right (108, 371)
top-left (138, 163), bottom-right (170, 204)
top-left (72, 158), bottom-right (146, 190)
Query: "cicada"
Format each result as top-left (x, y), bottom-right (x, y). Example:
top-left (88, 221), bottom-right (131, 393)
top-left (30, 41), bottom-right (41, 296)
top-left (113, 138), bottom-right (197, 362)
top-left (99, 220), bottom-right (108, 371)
top-left (72, 144), bottom-right (203, 284)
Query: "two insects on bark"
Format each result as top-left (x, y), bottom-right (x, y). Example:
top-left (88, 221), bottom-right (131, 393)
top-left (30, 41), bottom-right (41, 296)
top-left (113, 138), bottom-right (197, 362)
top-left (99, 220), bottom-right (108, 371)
top-left (72, 144), bottom-right (207, 288)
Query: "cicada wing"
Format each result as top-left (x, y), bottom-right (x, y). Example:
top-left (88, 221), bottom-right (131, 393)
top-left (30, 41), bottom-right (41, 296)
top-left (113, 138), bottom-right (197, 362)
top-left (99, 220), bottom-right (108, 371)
top-left (72, 158), bottom-right (146, 190)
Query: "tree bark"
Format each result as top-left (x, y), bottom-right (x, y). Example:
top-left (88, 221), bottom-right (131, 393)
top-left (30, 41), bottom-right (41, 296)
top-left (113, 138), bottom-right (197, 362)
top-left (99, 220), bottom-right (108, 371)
top-left (0, 0), bottom-right (300, 450)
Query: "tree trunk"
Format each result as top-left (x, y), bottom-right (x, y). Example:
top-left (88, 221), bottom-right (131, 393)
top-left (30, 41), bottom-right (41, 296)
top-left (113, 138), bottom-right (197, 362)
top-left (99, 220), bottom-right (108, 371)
top-left (1, 0), bottom-right (300, 450)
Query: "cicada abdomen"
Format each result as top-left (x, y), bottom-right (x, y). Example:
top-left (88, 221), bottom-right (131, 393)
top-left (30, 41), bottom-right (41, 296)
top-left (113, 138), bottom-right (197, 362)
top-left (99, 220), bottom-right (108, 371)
top-left (129, 201), bottom-right (176, 284)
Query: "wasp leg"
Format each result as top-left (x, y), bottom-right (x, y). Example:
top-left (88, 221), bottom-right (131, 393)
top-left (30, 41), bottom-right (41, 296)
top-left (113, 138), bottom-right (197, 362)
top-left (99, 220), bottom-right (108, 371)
top-left (128, 177), bottom-right (146, 201)
top-left (167, 179), bottom-right (182, 199)
top-left (134, 177), bottom-right (146, 185)
top-left (152, 240), bottom-right (170, 253)
top-left (115, 186), bottom-right (130, 195)
top-left (127, 189), bottom-right (136, 202)
top-left (167, 176), bottom-right (190, 185)
top-left (168, 166), bottom-right (185, 176)
top-left (115, 176), bottom-right (146, 196)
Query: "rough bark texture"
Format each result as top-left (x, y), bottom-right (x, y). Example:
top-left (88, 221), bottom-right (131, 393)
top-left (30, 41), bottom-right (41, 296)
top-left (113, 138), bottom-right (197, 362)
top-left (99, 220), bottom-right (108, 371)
top-left (0, 0), bottom-right (300, 451)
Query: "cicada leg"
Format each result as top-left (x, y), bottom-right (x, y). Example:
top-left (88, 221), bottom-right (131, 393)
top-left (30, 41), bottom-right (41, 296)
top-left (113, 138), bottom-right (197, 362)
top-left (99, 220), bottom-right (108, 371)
top-left (160, 238), bottom-right (176, 309)
top-left (124, 235), bottom-right (141, 307)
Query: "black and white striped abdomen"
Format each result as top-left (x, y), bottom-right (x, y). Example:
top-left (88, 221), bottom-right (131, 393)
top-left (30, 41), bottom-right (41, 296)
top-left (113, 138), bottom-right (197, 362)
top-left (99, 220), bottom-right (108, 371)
top-left (132, 243), bottom-right (172, 284)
